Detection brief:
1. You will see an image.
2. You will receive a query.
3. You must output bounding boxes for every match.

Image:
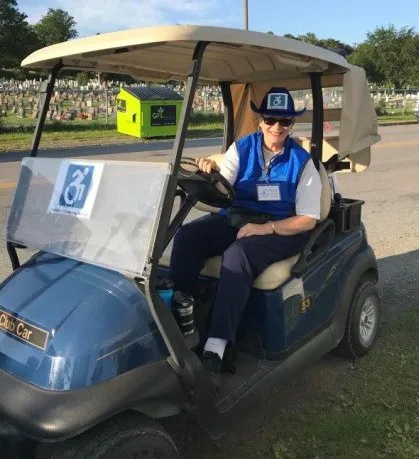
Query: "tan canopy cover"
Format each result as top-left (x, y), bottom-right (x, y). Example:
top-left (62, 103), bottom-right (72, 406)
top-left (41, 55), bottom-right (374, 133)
top-left (21, 25), bottom-right (350, 82)
top-left (339, 65), bottom-right (381, 171)
top-left (21, 25), bottom-right (380, 171)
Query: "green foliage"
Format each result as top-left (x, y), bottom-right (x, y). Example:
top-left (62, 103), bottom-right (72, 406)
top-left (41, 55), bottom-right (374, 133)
top-left (103, 72), bottom-right (136, 85)
top-left (75, 71), bottom-right (94, 87)
top-left (0, 2), bottom-right (78, 77)
top-left (277, 309), bottom-right (419, 459)
top-left (283, 32), bottom-right (354, 56)
top-left (33, 8), bottom-right (78, 47)
top-left (0, 0), bottom-right (41, 73)
top-left (349, 25), bottom-right (419, 88)
top-left (190, 111), bottom-right (223, 125)
top-left (375, 99), bottom-right (388, 116)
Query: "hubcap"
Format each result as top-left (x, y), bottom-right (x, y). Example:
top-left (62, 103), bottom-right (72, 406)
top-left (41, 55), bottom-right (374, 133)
top-left (359, 295), bottom-right (378, 346)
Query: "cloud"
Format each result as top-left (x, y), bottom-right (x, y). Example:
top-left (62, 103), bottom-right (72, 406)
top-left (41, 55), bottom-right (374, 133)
top-left (20, 0), bottom-right (238, 37)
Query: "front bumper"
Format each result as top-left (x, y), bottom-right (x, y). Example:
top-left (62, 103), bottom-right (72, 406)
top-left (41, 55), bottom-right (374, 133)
top-left (0, 359), bottom-right (185, 442)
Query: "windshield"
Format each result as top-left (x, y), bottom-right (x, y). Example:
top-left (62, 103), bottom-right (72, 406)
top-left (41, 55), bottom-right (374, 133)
top-left (7, 157), bottom-right (170, 277)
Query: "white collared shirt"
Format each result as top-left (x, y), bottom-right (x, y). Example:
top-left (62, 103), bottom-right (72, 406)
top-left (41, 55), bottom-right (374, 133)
top-left (219, 142), bottom-right (322, 219)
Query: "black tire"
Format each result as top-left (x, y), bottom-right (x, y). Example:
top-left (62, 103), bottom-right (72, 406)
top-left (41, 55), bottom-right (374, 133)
top-left (0, 435), bottom-right (36, 459)
top-left (36, 412), bottom-right (179, 459)
top-left (336, 280), bottom-right (380, 359)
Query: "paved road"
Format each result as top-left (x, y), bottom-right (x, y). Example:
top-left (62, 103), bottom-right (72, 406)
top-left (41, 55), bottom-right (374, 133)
top-left (0, 124), bottom-right (418, 457)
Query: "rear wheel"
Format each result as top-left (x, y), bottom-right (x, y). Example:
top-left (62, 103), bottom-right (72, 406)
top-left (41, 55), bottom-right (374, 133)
top-left (36, 412), bottom-right (179, 459)
top-left (337, 280), bottom-right (380, 358)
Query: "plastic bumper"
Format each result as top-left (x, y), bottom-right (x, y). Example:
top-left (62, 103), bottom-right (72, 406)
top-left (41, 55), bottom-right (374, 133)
top-left (0, 359), bottom-right (185, 442)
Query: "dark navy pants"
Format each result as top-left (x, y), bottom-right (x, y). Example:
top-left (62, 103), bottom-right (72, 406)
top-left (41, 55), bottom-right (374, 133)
top-left (170, 214), bottom-right (309, 343)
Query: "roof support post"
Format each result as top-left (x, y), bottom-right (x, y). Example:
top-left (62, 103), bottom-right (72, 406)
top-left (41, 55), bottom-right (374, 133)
top-left (30, 62), bottom-right (62, 157)
top-left (309, 72), bottom-right (324, 169)
top-left (143, 42), bottom-right (209, 375)
top-left (220, 81), bottom-right (234, 153)
top-left (151, 41), bottom-right (209, 262)
top-left (171, 41), bottom-right (208, 174)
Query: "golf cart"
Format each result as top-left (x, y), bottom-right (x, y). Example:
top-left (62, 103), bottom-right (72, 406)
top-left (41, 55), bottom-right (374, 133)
top-left (0, 26), bottom-right (381, 458)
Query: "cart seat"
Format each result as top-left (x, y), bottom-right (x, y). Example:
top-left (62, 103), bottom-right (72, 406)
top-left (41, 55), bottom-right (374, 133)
top-left (200, 252), bottom-right (301, 290)
top-left (192, 156), bottom-right (332, 290)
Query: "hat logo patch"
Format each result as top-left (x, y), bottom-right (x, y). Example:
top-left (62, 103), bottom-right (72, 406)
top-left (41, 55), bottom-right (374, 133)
top-left (267, 93), bottom-right (288, 110)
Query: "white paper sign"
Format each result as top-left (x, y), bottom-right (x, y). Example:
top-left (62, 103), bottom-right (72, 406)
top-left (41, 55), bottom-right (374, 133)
top-left (47, 160), bottom-right (104, 219)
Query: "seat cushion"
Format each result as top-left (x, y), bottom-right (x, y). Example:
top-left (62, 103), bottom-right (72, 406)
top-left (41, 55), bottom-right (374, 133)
top-left (201, 254), bottom-right (300, 290)
top-left (159, 252), bottom-right (299, 290)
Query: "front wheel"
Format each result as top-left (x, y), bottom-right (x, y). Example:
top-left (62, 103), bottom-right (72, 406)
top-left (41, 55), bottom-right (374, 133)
top-left (337, 280), bottom-right (380, 358)
top-left (36, 412), bottom-right (179, 459)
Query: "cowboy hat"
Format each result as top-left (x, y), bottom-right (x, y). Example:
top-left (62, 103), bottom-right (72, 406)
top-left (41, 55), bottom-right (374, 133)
top-left (250, 87), bottom-right (306, 118)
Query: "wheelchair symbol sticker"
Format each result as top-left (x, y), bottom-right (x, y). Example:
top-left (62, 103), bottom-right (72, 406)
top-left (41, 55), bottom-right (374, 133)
top-left (48, 161), bottom-right (104, 219)
top-left (59, 165), bottom-right (93, 208)
top-left (267, 93), bottom-right (288, 110)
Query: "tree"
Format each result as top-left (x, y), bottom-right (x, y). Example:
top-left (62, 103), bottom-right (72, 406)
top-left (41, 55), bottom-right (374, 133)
top-left (75, 71), bottom-right (92, 87)
top-left (33, 8), bottom-right (78, 47)
top-left (284, 32), bottom-right (354, 56)
top-left (0, 0), bottom-right (40, 72)
top-left (349, 25), bottom-right (419, 88)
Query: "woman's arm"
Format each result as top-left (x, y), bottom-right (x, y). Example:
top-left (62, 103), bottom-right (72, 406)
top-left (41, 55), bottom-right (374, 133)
top-left (237, 215), bottom-right (316, 239)
top-left (195, 143), bottom-right (239, 185)
top-left (269, 215), bottom-right (316, 235)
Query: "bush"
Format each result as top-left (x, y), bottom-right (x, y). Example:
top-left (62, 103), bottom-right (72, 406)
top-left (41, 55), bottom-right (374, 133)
top-left (375, 99), bottom-right (388, 116)
top-left (189, 112), bottom-right (223, 126)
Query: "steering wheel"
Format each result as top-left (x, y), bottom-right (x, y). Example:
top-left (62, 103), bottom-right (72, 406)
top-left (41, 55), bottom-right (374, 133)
top-left (177, 157), bottom-right (235, 208)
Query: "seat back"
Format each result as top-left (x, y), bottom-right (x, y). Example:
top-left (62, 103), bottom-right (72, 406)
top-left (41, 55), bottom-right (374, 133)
top-left (318, 162), bottom-right (332, 221)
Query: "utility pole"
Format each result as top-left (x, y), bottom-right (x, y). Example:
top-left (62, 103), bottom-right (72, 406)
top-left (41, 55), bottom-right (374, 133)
top-left (244, 0), bottom-right (248, 30)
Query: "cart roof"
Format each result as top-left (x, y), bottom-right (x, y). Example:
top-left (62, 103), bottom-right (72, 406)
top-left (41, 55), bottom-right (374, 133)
top-left (21, 25), bottom-right (380, 171)
top-left (22, 25), bottom-right (351, 82)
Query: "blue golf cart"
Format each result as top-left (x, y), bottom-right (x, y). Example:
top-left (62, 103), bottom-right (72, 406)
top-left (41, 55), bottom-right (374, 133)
top-left (0, 26), bottom-right (381, 458)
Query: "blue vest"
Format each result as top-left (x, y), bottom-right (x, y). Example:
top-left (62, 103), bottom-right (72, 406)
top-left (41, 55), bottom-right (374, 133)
top-left (229, 132), bottom-right (310, 220)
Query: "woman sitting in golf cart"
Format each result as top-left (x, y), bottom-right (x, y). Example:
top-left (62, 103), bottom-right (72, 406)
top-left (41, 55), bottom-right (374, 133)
top-left (170, 87), bottom-right (322, 389)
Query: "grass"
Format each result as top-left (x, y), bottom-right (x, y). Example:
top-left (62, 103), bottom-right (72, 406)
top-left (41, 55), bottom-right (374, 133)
top-left (0, 119), bottom-right (224, 152)
top-left (205, 308), bottom-right (419, 459)
top-left (377, 113), bottom-right (417, 123)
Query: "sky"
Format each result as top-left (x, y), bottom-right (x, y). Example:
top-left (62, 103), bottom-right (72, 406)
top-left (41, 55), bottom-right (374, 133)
top-left (18, 0), bottom-right (418, 46)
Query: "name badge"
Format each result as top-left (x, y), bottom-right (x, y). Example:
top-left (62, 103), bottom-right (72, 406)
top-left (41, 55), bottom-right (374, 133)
top-left (257, 184), bottom-right (281, 201)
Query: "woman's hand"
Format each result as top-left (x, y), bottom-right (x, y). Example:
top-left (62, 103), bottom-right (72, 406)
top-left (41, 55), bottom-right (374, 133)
top-left (237, 222), bottom-right (273, 239)
top-left (196, 157), bottom-right (220, 174)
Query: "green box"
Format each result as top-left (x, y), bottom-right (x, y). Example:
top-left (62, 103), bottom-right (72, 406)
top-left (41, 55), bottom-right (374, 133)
top-left (116, 86), bottom-right (183, 138)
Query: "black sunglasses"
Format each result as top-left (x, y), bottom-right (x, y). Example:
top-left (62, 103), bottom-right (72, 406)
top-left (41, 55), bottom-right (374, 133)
top-left (262, 117), bottom-right (294, 127)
